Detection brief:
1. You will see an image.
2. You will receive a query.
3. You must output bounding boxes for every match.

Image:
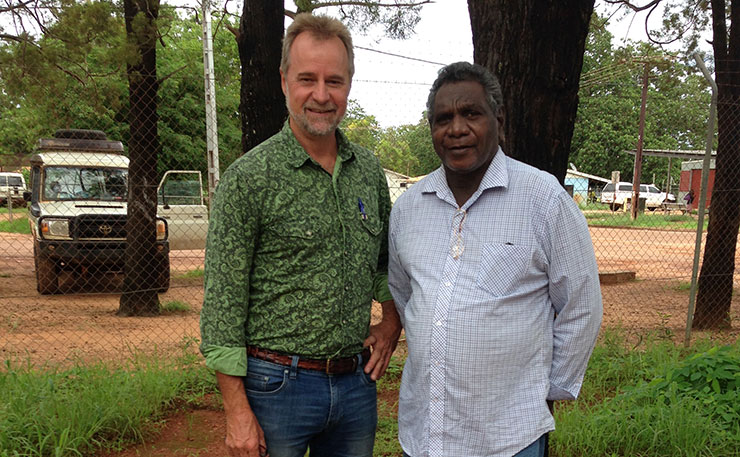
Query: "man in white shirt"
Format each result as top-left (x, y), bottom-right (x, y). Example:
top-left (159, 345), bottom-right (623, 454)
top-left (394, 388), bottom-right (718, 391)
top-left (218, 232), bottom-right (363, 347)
top-left (388, 61), bottom-right (602, 457)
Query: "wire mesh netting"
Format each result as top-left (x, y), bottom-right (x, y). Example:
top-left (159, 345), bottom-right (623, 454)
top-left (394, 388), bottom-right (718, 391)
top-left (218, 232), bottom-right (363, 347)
top-left (2, 7), bottom-right (740, 370)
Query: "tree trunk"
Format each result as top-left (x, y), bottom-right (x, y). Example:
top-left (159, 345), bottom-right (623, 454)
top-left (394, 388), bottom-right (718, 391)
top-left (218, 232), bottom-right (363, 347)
top-left (467, 0), bottom-right (594, 184)
top-left (238, 1), bottom-right (286, 154)
top-left (694, 0), bottom-right (740, 329)
top-left (118, 0), bottom-right (161, 316)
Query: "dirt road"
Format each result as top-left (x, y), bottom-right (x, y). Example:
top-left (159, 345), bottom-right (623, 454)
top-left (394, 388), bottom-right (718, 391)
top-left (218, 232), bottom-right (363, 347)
top-left (2, 227), bottom-right (739, 367)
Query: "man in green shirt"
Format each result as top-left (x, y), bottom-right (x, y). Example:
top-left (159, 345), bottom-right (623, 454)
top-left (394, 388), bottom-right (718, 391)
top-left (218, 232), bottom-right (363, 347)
top-left (200, 13), bottom-right (401, 457)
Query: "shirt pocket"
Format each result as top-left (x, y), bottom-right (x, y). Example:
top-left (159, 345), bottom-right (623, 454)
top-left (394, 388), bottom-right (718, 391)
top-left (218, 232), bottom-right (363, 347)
top-left (361, 215), bottom-right (382, 237)
top-left (266, 219), bottom-right (325, 265)
top-left (476, 242), bottom-right (533, 297)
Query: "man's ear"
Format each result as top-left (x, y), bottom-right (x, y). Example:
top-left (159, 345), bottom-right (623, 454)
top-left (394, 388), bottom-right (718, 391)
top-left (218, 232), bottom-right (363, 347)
top-left (280, 69), bottom-right (287, 96)
top-left (496, 107), bottom-right (505, 145)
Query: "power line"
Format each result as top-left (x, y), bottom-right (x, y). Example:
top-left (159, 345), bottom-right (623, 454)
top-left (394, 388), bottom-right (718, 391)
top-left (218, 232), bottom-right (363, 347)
top-left (355, 45), bottom-right (446, 66)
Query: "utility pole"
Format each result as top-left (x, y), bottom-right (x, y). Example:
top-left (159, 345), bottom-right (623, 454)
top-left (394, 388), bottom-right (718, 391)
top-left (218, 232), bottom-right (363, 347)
top-left (202, 0), bottom-right (220, 209)
top-left (631, 63), bottom-right (650, 220)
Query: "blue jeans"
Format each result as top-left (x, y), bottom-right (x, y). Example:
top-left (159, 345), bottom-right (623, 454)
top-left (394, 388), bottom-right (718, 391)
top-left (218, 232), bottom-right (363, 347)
top-left (244, 354), bottom-right (377, 457)
top-left (402, 433), bottom-right (547, 457)
top-left (514, 433), bottom-right (548, 457)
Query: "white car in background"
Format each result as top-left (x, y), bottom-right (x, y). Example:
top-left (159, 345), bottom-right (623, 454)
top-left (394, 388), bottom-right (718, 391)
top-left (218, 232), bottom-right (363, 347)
top-left (600, 181), bottom-right (676, 211)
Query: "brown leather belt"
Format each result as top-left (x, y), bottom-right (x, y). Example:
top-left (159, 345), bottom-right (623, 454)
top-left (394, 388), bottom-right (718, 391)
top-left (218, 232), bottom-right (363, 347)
top-left (247, 346), bottom-right (371, 375)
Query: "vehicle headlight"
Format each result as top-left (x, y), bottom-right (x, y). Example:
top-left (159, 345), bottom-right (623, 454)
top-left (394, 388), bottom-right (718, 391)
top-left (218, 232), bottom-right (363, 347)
top-left (40, 218), bottom-right (71, 239)
top-left (156, 219), bottom-right (168, 241)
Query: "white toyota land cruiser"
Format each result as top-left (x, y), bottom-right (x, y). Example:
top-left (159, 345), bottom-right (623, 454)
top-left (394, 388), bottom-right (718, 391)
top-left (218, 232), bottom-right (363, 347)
top-left (25, 129), bottom-right (208, 294)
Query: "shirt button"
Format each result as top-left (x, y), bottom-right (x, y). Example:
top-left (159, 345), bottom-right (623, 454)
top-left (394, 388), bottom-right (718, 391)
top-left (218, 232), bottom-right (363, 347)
top-left (444, 281), bottom-right (452, 287)
top-left (306, 230), bottom-right (313, 236)
top-left (345, 285), bottom-right (350, 291)
top-left (435, 320), bottom-right (442, 326)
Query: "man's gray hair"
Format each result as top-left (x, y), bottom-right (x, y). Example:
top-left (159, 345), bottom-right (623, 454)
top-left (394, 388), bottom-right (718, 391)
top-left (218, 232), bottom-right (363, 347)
top-left (426, 62), bottom-right (503, 124)
top-left (281, 13), bottom-right (355, 78)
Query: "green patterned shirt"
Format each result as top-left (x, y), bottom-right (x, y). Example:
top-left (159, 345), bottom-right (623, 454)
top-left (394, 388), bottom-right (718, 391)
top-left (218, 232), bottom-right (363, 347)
top-left (199, 122), bottom-right (393, 376)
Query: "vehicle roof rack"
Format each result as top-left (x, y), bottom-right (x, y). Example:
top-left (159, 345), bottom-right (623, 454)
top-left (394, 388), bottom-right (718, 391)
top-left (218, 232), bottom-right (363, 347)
top-left (36, 137), bottom-right (124, 153)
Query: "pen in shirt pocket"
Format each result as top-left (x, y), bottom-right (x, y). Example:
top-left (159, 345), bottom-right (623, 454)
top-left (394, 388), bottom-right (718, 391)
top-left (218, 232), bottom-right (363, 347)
top-left (358, 197), bottom-right (368, 220)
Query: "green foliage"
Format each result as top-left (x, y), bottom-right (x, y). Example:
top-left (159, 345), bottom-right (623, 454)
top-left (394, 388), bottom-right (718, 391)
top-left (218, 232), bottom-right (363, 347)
top-left (0, 214), bottom-right (30, 234)
top-left (571, 13), bottom-right (711, 188)
top-left (0, 345), bottom-right (217, 457)
top-left (0, 3), bottom-right (242, 180)
top-left (341, 100), bottom-right (382, 152)
top-left (631, 345), bottom-right (740, 427)
top-left (375, 117), bottom-right (437, 177)
top-left (552, 333), bottom-right (740, 456)
top-left (160, 300), bottom-right (191, 314)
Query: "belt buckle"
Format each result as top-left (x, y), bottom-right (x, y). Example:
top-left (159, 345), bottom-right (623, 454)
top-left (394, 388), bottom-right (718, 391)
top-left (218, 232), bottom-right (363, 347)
top-left (325, 358), bottom-right (331, 374)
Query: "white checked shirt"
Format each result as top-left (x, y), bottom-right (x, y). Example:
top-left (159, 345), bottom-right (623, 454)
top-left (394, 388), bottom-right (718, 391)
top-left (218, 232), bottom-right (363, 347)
top-left (388, 149), bottom-right (602, 457)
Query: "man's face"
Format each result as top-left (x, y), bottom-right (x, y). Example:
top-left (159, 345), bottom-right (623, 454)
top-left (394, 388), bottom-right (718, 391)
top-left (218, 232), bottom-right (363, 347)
top-left (281, 32), bottom-right (351, 138)
top-left (430, 80), bottom-right (503, 174)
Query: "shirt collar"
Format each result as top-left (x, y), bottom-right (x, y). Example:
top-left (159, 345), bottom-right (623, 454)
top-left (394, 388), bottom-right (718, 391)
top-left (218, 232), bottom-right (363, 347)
top-left (282, 120), bottom-right (355, 168)
top-left (420, 147), bottom-right (509, 201)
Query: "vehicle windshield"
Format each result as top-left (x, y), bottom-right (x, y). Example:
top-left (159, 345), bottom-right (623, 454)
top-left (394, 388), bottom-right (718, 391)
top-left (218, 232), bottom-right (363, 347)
top-left (43, 166), bottom-right (128, 201)
top-left (1, 175), bottom-right (24, 187)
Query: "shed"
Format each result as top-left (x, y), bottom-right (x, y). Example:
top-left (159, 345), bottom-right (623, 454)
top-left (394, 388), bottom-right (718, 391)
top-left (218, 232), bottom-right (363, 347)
top-left (565, 168), bottom-right (610, 204)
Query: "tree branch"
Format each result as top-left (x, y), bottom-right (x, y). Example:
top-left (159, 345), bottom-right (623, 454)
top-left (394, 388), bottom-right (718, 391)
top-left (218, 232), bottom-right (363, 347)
top-left (0, 0), bottom-right (36, 14)
top-left (604, 0), bottom-right (663, 12)
top-left (0, 33), bottom-right (27, 43)
top-left (313, 0), bottom-right (432, 7)
top-left (288, 0), bottom-right (432, 14)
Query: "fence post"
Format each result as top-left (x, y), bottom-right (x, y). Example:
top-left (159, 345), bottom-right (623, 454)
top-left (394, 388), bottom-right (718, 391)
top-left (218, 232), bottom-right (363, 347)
top-left (6, 188), bottom-right (12, 222)
top-left (685, 53), bottom-right (717, 347)
top-left (202, 0), bottom-right (220, 210)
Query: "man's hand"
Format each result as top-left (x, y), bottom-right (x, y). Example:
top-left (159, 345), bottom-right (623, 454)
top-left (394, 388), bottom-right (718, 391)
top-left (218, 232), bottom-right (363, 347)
top-left (217, 372), bottom-right (268, 457)
top-left (363, 299), bottom-right (402, 381)
top-left (224, 408), bottom-right (267, 457)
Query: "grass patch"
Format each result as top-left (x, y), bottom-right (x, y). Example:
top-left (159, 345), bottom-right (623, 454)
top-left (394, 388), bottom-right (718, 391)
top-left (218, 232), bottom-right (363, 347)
top-left (0, 340), bottom-right (216, 457)
top-left (579, 202), bottom-right (610, 211)
top-left (375, 355), bottom-right (404, 456)
top-left (0, 206), bottom-right (27, 215)
top-left (551, 330), bottom-right (740, 456)
top-left (0, 215), bottom-right (30, 234)
top-left (176, 268), bottom-right (204, 279)
top-left (583, 210), bottom-right (707, 230)
top-left (160, 300), bottom-right (191, 314)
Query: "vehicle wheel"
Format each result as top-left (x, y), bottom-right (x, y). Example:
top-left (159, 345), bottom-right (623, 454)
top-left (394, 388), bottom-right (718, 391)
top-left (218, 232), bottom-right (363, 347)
top-left (35, 248), bottom-right (59, 295)
top-left (156, 255), bottom-right (170, 293)
top-left (610, 203), bottom-right (619, 211)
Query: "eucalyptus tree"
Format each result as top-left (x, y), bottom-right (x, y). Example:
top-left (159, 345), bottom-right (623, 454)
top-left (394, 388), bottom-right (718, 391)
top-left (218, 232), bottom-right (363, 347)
top-left (468, 0), bottom-right (595, 184)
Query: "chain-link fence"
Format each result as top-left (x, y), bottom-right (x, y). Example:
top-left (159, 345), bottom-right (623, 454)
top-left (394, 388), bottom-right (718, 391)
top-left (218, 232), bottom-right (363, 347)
top-left (1, 17), bottom-right (739, 370)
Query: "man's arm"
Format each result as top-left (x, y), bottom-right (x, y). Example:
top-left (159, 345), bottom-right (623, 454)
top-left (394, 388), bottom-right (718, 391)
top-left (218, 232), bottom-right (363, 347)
top-left (217, 372), bottom-right (267, 457)
top-left (200, 166), bottom-right (262, 453)
top-left (545, 191), bottom-right (603, 401)
top-left (362, 163), bottom-right (402, 381)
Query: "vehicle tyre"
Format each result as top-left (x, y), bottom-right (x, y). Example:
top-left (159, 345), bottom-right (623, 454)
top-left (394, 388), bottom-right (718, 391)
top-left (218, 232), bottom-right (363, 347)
top-left (156, 255), bottom-right (170, 293)
top-left (34, 247), bottom-right (59, 295)
top-left (610, 203), bottom-right (620, 211)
